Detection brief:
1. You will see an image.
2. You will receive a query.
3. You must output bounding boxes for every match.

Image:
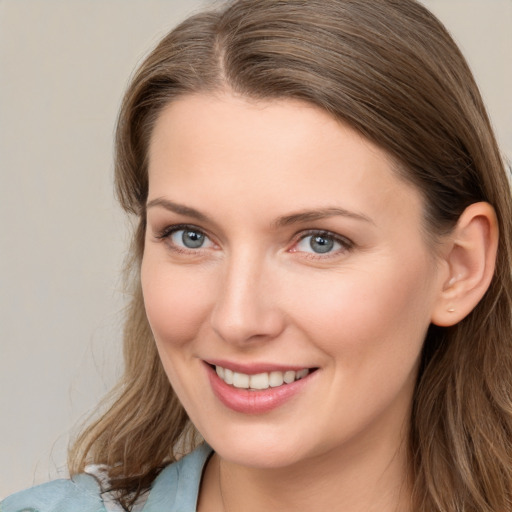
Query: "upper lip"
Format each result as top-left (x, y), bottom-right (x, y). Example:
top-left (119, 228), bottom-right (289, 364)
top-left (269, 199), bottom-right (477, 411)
top-left (204, 359), bottom-right (316, 375)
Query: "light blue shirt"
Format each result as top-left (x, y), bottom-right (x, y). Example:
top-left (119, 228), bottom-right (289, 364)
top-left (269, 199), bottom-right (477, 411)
top-left (0, 444), bottom-right (213, 512)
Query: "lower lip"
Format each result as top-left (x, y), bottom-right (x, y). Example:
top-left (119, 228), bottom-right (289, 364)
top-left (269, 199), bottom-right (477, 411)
top-left (205, 364), bottom-right (316, 414)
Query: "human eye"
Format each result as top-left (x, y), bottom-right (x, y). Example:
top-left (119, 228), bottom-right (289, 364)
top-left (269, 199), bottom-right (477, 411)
top-left (155, 224), bottom-right (215, 253)
top-left (291, 230), bottom-right (353, 257)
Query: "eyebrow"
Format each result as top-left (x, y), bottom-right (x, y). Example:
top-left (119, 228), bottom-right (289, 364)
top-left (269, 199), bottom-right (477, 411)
top-left (146, 198), bottom-right (374, 227)
top-left (272, 207), bottom-right (374, 228)
top-left (146, 198), bottom-right (209, 222)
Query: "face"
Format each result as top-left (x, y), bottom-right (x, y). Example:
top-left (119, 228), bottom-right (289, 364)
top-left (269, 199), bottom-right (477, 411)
top-left (142, 93), bottom-right (444, 470)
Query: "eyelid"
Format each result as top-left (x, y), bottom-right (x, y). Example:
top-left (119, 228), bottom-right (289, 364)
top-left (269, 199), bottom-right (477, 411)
top-left (152, 224), bottom-right (353, 258)
top-left (290, 229), bottom-right (354, 256)
top-left (154, 223), bottom-right (217, 252)
top-left (155, 223), bottom-right (206, 239)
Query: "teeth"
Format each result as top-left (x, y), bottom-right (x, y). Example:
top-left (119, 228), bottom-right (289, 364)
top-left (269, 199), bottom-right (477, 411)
top-left (269, 371), bottom-right (284, 387)
top-left (283, 370), bottom-right (296, 384)
top-left (250, 373), bottom-right (269, 390)
top-left (296, 369), bottom-right (309, 379)
top-left (232, 372), bottom-right (249, 389)
top-left (224, 368), bottom-right (234, 385)
top-left (215, 366), bottom-right (311, 390)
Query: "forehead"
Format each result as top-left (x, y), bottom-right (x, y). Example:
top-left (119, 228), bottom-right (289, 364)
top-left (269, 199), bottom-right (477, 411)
top-left (147, 93), bottom-right (424, 233)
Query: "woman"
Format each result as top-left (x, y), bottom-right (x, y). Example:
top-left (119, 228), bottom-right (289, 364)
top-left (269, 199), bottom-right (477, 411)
top-left (3, 0), bottom-right (511, 511)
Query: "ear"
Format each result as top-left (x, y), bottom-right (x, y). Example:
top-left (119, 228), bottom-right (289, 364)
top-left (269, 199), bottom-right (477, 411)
top-left (431, 202), bottom-right (499, 327)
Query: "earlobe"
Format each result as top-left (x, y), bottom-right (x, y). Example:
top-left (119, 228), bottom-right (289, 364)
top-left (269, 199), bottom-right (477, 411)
top-left (431, 202), bottom-right (499, 327)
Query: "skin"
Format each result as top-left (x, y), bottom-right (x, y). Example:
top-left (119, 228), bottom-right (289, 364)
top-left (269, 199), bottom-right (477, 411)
top-left (141, 92), bottom-right (451, 512)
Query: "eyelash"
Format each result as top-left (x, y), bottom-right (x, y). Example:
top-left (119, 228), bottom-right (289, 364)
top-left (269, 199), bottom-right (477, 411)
top-left (154, 224), bottom-right (214, 255)
top-left (154, 224), bottom-right (354, 258)
top-left (292, 230), bottom-right (354, 259)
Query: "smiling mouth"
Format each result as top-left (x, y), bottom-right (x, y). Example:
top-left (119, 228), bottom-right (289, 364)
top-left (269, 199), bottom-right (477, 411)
top-left (212, 365), bottom-right (316, 391)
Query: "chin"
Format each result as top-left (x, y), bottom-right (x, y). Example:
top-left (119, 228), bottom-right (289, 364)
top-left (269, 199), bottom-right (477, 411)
top-left (201, 427), bottom-right (317, 469)
top-left (217, 445), bottom-right (302, 469)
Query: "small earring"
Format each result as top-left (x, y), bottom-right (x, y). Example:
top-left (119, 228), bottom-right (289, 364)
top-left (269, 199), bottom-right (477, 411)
top-left (447, 307), bottom-right (456, 313)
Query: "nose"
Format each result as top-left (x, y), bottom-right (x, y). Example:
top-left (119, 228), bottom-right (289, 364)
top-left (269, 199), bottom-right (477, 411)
top-left (209, 251), bottom-right (286, 346)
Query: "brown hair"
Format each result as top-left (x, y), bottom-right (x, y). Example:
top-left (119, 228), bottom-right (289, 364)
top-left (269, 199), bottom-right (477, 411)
top-left (69, 1), bottom-right (512, 510)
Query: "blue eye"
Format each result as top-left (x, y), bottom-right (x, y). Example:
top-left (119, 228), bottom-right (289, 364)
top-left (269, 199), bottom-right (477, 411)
top-left (164, 227), bottom-right (214, 250)
top-left (295, 232), bottom-right (348, 255)
top-left (172, 229), bottom-right (205, 248)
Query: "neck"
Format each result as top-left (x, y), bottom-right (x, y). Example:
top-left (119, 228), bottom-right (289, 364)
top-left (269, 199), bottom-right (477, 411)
top-left (199, 424), bottom-right (412, 512)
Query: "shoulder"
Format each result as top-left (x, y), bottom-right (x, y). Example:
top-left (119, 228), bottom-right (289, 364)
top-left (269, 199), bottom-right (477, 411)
top-left (0, 473), bottom-right (105, 512)
top-left (0, 444), bottom-right (213, 512)
top-left (139, 443), bottom-right (213, 512)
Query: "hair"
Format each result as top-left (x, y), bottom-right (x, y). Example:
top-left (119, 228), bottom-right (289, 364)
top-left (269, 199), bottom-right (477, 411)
top-left (69, 0), bottom-right (512, 510)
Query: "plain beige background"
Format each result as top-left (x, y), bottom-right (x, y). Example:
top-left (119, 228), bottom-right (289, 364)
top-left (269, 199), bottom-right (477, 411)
top-left (0, 0), bottom-right (510, 499)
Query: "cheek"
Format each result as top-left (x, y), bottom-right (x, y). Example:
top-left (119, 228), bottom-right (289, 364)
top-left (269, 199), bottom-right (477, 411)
top-left (140, 255), bottom-right (214, 345)
top-left (288, 255), bottom-right (435, 366)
